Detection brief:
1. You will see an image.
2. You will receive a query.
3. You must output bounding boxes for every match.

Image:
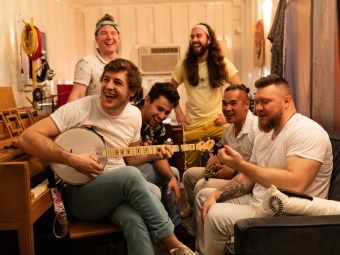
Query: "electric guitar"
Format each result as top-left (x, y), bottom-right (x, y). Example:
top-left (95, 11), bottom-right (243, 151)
top-left (50, 127), bottom-right (215, 185)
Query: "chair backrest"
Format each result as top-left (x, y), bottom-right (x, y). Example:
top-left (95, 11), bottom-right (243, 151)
top-left (327, 131), bottom-right (340, 201)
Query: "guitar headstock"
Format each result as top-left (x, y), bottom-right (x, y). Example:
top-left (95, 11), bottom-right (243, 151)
top-left (195, 139), bottom-right (216, 152)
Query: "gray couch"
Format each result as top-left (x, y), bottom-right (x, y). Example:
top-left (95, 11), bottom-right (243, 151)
top-left (226, 131), bottom-right (340, 255)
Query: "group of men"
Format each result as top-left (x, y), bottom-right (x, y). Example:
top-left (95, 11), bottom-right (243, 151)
top-left (18, 13), bottom-right (333, 255)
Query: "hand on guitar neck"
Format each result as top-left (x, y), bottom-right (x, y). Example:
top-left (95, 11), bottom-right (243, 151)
top-left (51, 127), bottom-right (216, 185)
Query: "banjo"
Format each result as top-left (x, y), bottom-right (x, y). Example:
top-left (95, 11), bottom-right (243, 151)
top-left (50, 127), bottom-right (215, 185)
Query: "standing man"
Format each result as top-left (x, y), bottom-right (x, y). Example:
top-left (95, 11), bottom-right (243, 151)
top-left (134, 82), bottom-right (187, 236)
top-left (194, 74), bottom-right (333, 255)
top-left (180, 84), bottom-right (259, 249)
top-left (68, 14), bottom-right (120, 102)
top-left (171, 22), bottom-right (243, 170)
top-left (18, 59), bottom-right (194, 255)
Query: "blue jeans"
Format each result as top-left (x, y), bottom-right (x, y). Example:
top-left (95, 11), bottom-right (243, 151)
top-left (62, 166), bottom-right (174, 255)
top-left (137, 163), bottom-right (181, 226)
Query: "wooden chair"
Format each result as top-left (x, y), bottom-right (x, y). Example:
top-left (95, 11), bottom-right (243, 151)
top-left (67, 216), bottom-right (126, 255)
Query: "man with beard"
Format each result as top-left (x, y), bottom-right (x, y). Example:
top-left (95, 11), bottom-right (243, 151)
top-left (193, 74), bottom-right (333, 255)
top-left (179, 84), bottom-right (259, 249)
top-left (68, 14), bottom-right (120, 102)
top-left (134, 82), bottom-right (188, 238)
top-left (171, 23), bottom-right (242, 172)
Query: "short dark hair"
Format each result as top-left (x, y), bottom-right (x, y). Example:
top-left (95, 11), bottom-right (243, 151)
top-left (225, 84), bottom-right (250, 101)
top-left (255, 74), bottom-right (290, 91)
top-left (100, 59), bottom-right (142, 100)
top-left (147, 82), bottom-right (180, 107)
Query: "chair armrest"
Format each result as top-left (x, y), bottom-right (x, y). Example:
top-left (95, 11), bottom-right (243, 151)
top-left (233, 215), bottom-right (340, 255)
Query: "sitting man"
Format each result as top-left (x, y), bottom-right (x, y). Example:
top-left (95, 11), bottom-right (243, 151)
top-left (18, 59), bottom-right (194, 255)
top-left (180, 84), bottom-right (259, 248)
top-left (194, 74), bottom-right (333, 255)
top-left (134, 82), bottom-right (185, 235)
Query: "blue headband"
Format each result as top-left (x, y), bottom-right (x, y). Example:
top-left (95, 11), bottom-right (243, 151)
top-left (94, 21), bottom-right (120, 35)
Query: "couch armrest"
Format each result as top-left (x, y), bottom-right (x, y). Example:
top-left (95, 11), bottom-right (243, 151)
top-left (233, 215), bottom-right (340, 255)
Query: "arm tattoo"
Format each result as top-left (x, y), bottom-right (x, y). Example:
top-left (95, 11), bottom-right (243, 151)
top-left (218, 178), bottom-right (248, 202)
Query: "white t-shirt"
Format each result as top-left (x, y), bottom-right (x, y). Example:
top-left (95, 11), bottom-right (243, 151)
top-left (221, 110), bottom-right (259, 162)
top-left (51, 96), bottom-right (141, 170)
top-left (172, 58), bottom-right (239, 128)
top-left (250, 113), bottom-right (333, 201)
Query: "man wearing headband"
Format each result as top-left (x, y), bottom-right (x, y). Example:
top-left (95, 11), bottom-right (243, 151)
top-left (171, 23), bottom-right (242, 170)
top-left (68, 14), bottom-right (120, 102)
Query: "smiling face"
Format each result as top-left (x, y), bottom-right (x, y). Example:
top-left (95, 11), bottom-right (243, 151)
top-left (222, 89), bottom-right (250, 125)
top-left (100, 71), bottom-right (135, 116)
top-left (142, 95), bottom-right (174, 127)
top-left (95, 25), bottom-right (120, 57)
top-left (190, 27), bottom-right (210, 57)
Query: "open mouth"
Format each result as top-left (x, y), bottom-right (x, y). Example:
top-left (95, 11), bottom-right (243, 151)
top-left (105, 92), bottom-right (117, 98)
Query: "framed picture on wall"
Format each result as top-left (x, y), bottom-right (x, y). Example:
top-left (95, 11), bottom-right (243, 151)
top-left (253, 19), bottom-right (265, 67)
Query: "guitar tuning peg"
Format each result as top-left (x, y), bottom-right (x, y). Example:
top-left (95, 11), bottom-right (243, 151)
top-left (165, 138), bottom-right (173, 145)
top-left (207, 137), bottom-right (211, 140)
top-left (199, 138), bottom-right (202, 141)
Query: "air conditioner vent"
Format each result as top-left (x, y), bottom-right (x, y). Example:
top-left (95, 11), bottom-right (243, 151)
top-left (150, 47), bottom-right (179, 54)
top-left (138, 45), bottom-right (180, 75)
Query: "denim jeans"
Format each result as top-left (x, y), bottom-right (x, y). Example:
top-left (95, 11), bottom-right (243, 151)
top-left (137, 163), bottom-right (181, 226)
top-left (62, 166), bottom-right (174, 255)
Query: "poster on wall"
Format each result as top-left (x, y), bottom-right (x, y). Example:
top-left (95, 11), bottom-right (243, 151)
top-left (253, 19), bottom-right (265, 67)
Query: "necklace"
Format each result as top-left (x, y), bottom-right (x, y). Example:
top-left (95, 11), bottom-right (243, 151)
top-left (271, 112), bottom-right (297, 140)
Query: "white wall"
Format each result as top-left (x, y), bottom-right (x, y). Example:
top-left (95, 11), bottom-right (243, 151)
top-left (78, 0), bottom-right (277, 98)
top-left (0, 0), bottom-right (277, 110)
top-left (0, 0), bottom-right (81, 108)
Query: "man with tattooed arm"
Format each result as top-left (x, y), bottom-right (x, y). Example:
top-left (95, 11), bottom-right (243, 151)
top-left (193, 74), bottom-right (333, 255)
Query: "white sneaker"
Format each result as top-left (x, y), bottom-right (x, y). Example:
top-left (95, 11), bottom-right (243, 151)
top-left (170, 243), bottom-right (195, 255)
top-left (180, 204), bottom-right (192, 218)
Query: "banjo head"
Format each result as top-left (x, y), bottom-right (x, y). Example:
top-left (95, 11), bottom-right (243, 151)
top-left (50, 127), bottom-right (106, 185)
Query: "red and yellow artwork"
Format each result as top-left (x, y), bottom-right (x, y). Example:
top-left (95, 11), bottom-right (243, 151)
top-left (253, 19), bottom-right (265, 67)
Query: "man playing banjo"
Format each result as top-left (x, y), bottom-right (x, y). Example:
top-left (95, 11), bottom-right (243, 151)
top-left (18, 59), bottom-right (195, 255)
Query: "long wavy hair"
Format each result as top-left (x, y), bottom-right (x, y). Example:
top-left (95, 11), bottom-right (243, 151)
top-left (184, 23), bottom-right (228, 88)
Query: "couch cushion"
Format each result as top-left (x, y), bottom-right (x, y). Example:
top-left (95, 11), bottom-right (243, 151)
top-left (328, 131), bottom-right (340, 201)
top-left (253, 185), bottom-right (340, 218)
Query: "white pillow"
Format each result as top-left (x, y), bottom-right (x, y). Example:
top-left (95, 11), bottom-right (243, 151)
top-left (253, 185), bottom-right (340, 218)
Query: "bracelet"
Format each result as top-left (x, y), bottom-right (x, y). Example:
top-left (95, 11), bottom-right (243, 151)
top-left (168, 173), bottom-right (178, 182)
top-left (232, 170), bottom-right (239, 177)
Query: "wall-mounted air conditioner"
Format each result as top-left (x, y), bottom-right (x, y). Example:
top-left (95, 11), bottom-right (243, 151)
top-left (137, 45), bottom-right (180, 75)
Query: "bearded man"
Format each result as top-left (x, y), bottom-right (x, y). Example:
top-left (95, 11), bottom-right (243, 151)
top-left (193, 74), bottom-right (333, 255)
top-left (171, 23), bottom-right (242, 170)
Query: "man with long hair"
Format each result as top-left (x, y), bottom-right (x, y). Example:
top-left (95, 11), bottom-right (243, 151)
top-left (171, 23), bottom-right (242, 170)
top-left (171, 23), bottom-right (242, 217)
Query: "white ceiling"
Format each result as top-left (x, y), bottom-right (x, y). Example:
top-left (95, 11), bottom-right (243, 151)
top-left (72, 0), bottom-right (234, 6)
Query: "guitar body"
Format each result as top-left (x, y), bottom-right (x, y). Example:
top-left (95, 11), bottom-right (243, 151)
top-left (50, 128), bottom-right (107, 185)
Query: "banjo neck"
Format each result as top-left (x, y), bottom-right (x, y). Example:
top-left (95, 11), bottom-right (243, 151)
top-left (103, 143), bottom-right (209, 158)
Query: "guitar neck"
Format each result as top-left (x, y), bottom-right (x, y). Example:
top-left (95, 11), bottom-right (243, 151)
top-left (105, 144), bottom-right (197, 158)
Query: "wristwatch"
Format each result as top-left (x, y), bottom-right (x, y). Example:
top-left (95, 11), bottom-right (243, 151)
top-left (232, 169), bottom-right (239, 177)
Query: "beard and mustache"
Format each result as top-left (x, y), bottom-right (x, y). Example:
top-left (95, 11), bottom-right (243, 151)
top-left (189, 42), bottom-right (209, 57)
top-left (258, 109), bottom-right (283, 133)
